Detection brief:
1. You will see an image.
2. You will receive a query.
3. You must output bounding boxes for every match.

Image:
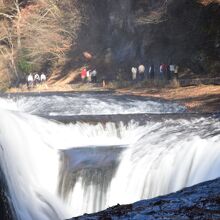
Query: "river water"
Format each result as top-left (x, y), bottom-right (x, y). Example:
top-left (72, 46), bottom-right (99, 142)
top-left (0, 92), bottom-right (219, 219)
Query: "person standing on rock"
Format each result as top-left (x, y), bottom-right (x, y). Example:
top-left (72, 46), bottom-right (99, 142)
top-left (34, 73), bottom-right (40, 85)
top-left (87, 69), bottom-right (91, 83)
top-left (159, 64), bottom-right (164, 79)
top-left (138, 64), bottom-right (145, 81)
top-left (149, 64), bottom-right (155, 80)
top-left (169, 64), bottom-right (175, 80)
top-left (174, 65), bottom-right (179, 80)
top-left (91, 69), bottom-right (97, 83)
top-left (81, 67), bottom-right (87, 82)
top-left (27, 73), bottom-right (34, 89)
top-left (160, 63), bottom-right (167, 80)
top-left (40, 73), bottom-right (46, 83)
top-left (131, 67), bottom-right (137, 81)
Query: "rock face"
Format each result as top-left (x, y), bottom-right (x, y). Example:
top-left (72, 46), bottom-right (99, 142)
top-left (0, 187), bottom-right (13, 220)
top-left (68, 178), bottom-right (220, 220)
top-left (73, 0), bottom-right (220, 78)
top-left (0, 169), bottom-right (15, 220)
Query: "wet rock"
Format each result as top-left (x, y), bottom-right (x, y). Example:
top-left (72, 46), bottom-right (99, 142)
top-left (0, 168), bottom-right (15, 220)
top-left (68, 178), bottom-right (220, 220)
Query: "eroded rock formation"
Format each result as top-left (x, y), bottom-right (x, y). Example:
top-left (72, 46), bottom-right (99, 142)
top-left (71, 0), bottom-right (220, 78)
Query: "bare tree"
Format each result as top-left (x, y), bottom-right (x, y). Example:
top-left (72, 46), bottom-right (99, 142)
top-left (0, 0), bottom-right (28, 79)
top-left (0, 20), bottom-right (19, 79)
top-left (135, 0), bottom-right (168, 25)
top-left (0, 0), bottom-right (83, 80)
top-left (19, 0), bottom-right (83, 62)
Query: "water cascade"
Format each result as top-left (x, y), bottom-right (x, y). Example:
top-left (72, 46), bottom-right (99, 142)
top-left (0, 93), bottom-right (219, 219)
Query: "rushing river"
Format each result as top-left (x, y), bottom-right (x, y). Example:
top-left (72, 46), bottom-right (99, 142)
top-left (0, 92), bottom-right (219, 220)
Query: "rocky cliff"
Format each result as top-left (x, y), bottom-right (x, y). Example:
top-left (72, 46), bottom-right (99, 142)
top-left (68, 178), bottom-right (220, 220)
top-left (66, 0), bottom-right (220, 79)
top-left (0, 168), bottom-right (15, 220)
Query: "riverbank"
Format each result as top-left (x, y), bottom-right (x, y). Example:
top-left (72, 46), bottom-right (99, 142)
top-left (7, 83), bottom-right (220, 113)
top-left (116, 84), bottom-right (220, 113)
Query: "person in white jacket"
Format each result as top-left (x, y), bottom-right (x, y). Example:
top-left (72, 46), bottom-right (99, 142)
top-left (40, 73), bottom-right (46, 83)
top-left (27, 73), bottom-right (33, 88)
top-left (34, 73), bottom-right (40, 85)
top-left (138, 64), bottom-right (145, 81)
top-left (131, 67), bottom-right (137, 81)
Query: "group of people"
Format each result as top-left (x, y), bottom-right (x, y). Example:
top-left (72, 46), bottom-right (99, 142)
top-left (27, 72), bottom-right (47, 88)
top-left (131, 64), bottom-right (146, 81)
top-left (81, 68), bottom-right (97, 83)
top-left (131, 63), bottom-right (179, 82)
top-left (159, 63), bottom-right (179, 80)
top-left (80, 63), bottom-right (179, 86)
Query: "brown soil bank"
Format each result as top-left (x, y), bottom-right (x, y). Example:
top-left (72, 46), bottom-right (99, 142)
top-left (117, 85), bottom-right (220, 113)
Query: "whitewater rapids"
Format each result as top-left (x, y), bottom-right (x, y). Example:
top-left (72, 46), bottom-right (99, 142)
top-left (0, 93), bottom-right (219, 219)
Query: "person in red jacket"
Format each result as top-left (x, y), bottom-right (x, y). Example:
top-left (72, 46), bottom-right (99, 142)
top-left (81, 68), bottom-right (87, 82)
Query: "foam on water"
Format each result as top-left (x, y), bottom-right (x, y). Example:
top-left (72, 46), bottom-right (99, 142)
top-left (1, 93), bottom-right (186, 116)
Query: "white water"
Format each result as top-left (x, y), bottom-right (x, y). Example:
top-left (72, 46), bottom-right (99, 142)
top-left (0, 110), bottom-right (68, 220)
top-left (0, 93), bottom-right (186, 115)
top-left (0, 94), bottom-right (220, 219)
top-left (66, 118), bottom-right (220, 216)
top-left (108, 119), bottom-right (220, 205)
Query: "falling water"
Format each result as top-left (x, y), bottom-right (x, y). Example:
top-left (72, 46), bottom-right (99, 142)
top-left (59, 117), bottom-right (220, 216)
top-left (0, 93), bottom-right (219, 219)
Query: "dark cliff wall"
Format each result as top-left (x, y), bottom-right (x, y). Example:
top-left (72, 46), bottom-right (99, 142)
top-left (0, 168), bottom-right (15, 220)
top-left (69, 0), bottom-right (220, 78)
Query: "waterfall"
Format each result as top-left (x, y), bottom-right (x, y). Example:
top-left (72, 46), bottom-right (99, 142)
top-left (0, 109), bottom-right (68, 220)
top-left (0, 108), bottom-right (138, 219)
top-left (107, 118), bottom-right (220, 205)
top-left (0, 94), bottom-right (219, 219)
top-left (60, 117), bottom-right (220, 216)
